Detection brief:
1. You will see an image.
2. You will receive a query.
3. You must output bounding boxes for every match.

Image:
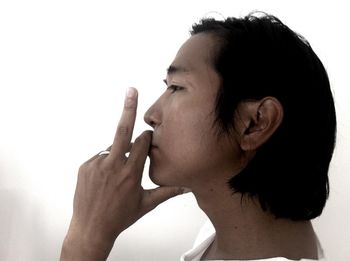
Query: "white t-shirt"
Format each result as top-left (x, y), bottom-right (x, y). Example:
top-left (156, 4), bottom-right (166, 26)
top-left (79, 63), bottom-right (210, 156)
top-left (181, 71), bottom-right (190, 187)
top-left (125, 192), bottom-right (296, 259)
top-left (180, 220), bottom-right (325, 261)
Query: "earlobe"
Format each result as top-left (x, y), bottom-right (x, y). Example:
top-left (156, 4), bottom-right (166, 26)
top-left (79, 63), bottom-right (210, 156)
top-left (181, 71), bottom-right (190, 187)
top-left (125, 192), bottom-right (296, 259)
top-left (239, 97), bottom-right (284, 151)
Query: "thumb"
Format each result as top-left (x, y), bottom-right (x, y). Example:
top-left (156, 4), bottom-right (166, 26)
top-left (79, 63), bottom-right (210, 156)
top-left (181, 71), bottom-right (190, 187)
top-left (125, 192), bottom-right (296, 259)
top-left (142, 186), bottom-right (186, 212)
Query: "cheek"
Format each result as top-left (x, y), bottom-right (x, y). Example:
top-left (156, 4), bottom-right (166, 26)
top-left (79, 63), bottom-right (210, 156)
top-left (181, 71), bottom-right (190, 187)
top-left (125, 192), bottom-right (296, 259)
top-left (148, 91), bottom-right (241, 186)
top-left (163, 105), bottom-right (209, 154)
top-left (150, 109), bottom-right (233, 186)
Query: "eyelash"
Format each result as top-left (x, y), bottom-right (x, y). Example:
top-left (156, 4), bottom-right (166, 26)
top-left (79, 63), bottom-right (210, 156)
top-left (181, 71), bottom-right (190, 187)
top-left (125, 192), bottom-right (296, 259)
top-left (167, 85), bottom-right (183, 93)
top-left (163, 79), bottom-right (184, 93)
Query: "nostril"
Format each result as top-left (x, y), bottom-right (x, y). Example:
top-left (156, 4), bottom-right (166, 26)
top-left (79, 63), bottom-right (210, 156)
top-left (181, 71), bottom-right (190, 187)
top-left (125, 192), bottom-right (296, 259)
top-left (144, 103), bottom-right (161, 128)
top-left (150, 120), bottom-right (156, 128)
top-left (144, 112), bottom-right (158, 128)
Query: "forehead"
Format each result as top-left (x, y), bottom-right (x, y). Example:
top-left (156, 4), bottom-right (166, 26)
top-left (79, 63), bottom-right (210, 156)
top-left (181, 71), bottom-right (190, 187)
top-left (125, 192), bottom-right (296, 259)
top-left (170, 33), bottom-right (216, 71)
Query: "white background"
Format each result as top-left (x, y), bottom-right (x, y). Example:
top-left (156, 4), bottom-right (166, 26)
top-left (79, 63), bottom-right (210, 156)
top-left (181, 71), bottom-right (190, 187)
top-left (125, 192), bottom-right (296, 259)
top-left (0, 0), bottom-right (349, 260)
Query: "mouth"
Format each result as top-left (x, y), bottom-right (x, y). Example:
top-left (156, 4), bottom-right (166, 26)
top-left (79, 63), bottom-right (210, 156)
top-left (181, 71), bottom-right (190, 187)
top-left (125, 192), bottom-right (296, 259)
top-left (151, 140), bottom-right (158, 148)
top-left (149, 144), bottom-right (158, 154)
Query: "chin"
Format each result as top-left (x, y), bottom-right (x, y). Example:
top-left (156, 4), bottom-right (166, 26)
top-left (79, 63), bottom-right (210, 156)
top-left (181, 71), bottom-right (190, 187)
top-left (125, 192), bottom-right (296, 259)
top-left (149, 166), bottom-right (169, 186)
top-left (149, 175), bottom-right (165, 186)
top-left (148, 164), bottom-right (183, 187)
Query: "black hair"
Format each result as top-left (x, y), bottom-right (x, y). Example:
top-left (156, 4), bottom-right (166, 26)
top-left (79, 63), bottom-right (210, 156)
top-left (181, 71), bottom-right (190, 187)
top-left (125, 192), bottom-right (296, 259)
top-left (191, 12), bottom-right (337, 220)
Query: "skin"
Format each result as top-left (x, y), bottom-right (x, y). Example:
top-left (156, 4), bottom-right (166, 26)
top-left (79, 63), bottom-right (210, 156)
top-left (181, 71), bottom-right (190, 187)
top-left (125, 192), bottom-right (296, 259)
top-left (60, 88), bottom-right (185, 261)
top-left (145, 34), bottom-right (243, 190)
top-left (60, 33), bottom-right (319, 260)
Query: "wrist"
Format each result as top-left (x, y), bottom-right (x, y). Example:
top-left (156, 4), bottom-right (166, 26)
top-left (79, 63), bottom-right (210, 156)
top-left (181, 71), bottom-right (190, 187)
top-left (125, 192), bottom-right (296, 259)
top-left (60, 228), bottom-right (115, 261)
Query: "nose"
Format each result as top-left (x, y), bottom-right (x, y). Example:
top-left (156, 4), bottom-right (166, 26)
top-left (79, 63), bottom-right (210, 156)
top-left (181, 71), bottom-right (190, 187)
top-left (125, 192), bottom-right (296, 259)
top-left (144, 100), bottom-right (161, 129)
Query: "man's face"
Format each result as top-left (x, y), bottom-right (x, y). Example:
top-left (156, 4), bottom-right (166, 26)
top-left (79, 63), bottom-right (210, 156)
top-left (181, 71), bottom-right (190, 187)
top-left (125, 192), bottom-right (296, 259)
top-left (144, 33), bottom-right (241, 189)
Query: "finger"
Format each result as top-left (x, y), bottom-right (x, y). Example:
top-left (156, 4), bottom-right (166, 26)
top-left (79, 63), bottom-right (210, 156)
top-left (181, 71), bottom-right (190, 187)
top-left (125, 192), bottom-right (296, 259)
top-left (103, 143), bottom-right (134, 166)
top-left (84, 145), bottom-right (113, 164)
top-left (142, 186), bottom-right (185, 213)
top-left (124, 142), bottom-right (134, 157)
top-left (126, 131), bottom-right (152, 177)
top-left (110, 87), bottom-right (138, 160)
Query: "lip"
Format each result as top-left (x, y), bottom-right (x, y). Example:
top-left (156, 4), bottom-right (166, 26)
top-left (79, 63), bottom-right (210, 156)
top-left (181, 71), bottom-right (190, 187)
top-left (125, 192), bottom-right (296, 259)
top-left (149, 145), bottom-right (158, 153)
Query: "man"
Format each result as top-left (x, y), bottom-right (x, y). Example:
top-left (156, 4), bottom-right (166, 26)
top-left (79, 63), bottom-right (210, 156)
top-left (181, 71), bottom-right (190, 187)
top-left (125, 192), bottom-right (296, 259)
top-left (60, 12), bottom-right (336, 260)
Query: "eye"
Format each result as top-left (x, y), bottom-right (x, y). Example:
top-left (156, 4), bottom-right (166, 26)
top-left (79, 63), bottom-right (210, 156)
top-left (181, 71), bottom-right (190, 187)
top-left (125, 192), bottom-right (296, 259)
top-left (167, 85), bottom-right (184, 93)
top-left (163, 79), bottom-right (184, 93)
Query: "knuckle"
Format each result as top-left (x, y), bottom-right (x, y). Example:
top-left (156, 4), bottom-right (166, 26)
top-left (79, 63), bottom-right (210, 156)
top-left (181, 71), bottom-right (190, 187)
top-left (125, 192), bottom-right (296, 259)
top-left (124, 171), bottom-right (136, 183)
top-left (77, 163), bottom-right (92, 180)
top-left (126, 155), bottom-right (139, 166)
top-left (127, 159), bottom-right (142, 174)
top-left (124, 103), bottom-right (136, 111)
top-left (102, 157), bottom-right (119, 170)
top-left (78, 162), bottom-right (89, 174)
top-left (124, 98), bottom-right (137, 110)
top-left (78, 163), bottom-right (85, 172)
top-left (134, 136), bottom-right (142, 144)
top-left (117, 125), bottom-right (130, 137)
top-left (79, 159), bottom-right (110, 178)
top-left (119, 168), bottom-right (138, 185)
top-left (136, 132), bottom-right (151, 144)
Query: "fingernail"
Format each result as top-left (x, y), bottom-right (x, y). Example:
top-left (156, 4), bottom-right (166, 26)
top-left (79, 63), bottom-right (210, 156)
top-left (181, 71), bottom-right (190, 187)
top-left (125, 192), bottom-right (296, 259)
top-left (125, 87), bottom-right (137, 108)
top-left (126, 87), bottom-right (137, 98)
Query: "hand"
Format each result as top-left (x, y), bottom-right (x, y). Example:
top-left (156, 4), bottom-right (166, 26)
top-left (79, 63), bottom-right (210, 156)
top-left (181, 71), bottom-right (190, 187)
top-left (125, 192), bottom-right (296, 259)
top-left (60, 87), bottom-right (185, 261)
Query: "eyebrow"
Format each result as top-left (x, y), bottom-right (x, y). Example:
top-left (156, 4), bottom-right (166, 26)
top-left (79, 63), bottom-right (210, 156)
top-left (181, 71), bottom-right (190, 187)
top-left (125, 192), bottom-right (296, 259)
top-left (166, 65), bottom-right (190, 76)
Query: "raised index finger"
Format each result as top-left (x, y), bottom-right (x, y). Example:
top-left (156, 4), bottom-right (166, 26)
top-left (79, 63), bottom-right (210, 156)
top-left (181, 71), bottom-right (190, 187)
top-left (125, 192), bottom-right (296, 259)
top-left (109, 87), bottom-right (138, 160)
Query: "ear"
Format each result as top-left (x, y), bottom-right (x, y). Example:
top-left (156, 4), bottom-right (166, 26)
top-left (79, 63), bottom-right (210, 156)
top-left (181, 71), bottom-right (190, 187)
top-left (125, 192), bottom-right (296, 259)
top-left (234, 97), bottom-right (284, 151)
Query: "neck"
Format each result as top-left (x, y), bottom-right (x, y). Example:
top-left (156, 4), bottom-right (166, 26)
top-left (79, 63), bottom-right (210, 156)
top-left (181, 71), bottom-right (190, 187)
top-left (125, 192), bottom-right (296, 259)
top-left (192, 183), bottom-right (319, 260)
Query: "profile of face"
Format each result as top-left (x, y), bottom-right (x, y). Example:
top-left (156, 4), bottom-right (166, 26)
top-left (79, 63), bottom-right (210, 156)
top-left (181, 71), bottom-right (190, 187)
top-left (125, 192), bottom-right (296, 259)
top-left (144, 33), bottom-right (243, 190)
